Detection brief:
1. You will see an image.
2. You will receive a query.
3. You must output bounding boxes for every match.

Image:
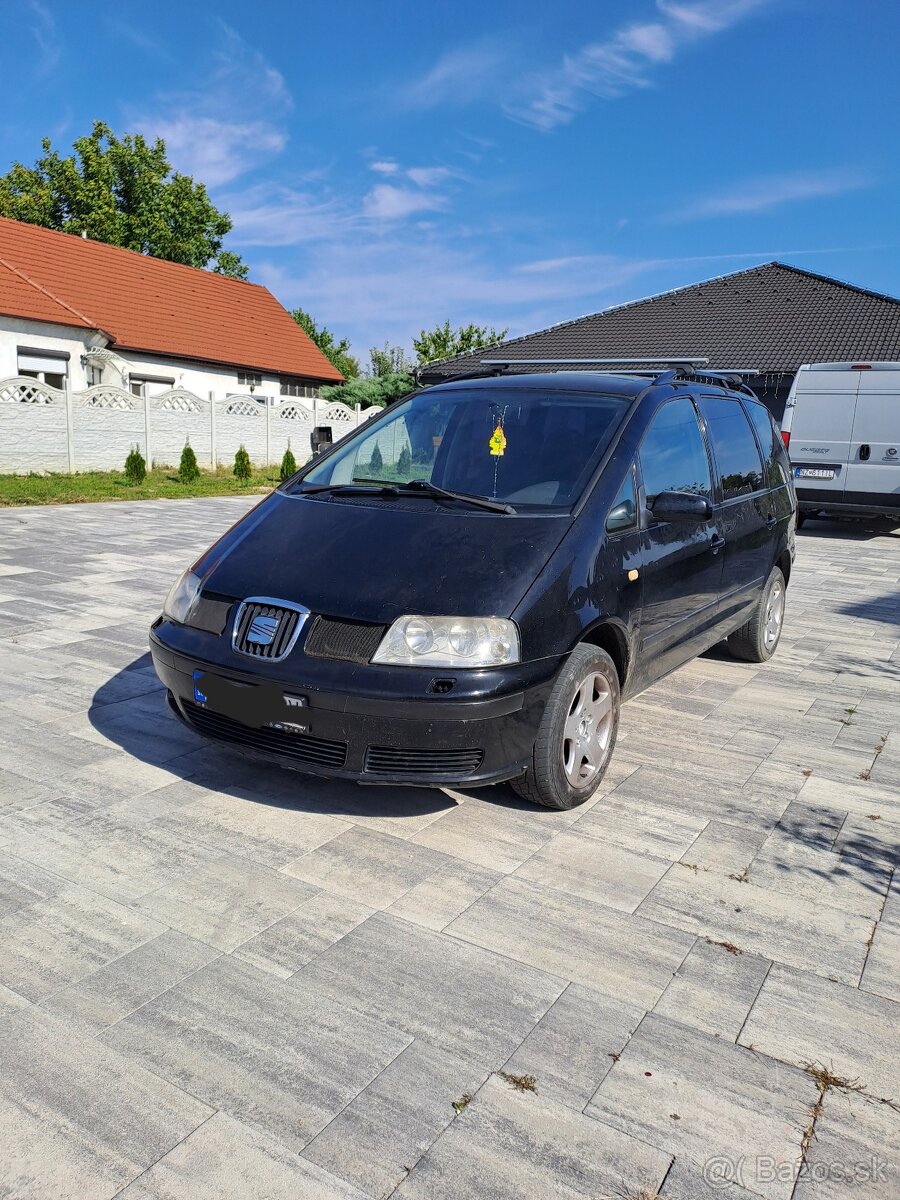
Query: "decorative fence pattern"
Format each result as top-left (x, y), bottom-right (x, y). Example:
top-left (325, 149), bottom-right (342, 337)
top-left (0, 377), bottom-right (380, 474)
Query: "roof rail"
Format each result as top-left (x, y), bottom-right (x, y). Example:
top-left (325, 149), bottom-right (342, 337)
top-left (658, 367), bottom-right (759, 398)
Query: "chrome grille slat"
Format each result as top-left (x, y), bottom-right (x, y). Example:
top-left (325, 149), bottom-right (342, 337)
top-left (232, 597), bottom-right (309, 662)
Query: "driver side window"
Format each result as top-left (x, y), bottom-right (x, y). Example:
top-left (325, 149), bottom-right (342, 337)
top-left (639, 397), bottom-right (712, 508)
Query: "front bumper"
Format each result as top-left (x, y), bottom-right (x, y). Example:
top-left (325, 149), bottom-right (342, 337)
top-left (150, 625), bottom-right (559, 787)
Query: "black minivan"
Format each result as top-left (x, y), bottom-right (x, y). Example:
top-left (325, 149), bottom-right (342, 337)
top-left (150, 368), bottom-right (796, 809)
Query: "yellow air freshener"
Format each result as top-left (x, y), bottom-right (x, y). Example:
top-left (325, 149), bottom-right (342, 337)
top-left (489, 422), bottom-right (507, 456)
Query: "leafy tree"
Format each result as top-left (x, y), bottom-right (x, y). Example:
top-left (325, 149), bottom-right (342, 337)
top-left (369, 443), bottom-right (384, 475)
top-left (413, 320), bottom-right (508, 365)
top-left (290, 309), bottom-right (359, 378)
top-left (369, 342), bottom-right (413, 377)
top-left (320, 370), bottom-right (415, 410)
top-left (279, 440), bottom-right (298, 482)
top-left (233, 444), bottom-right (252, 482)
top-left (124, 445), bottom-right (146, 485)
top-left (178, 441), bottom-right (200, 484)
top-left (0, 121), bottom-right (247, 278)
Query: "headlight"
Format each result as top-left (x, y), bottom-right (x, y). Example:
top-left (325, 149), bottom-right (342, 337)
top-left (372, 615), bottom-right (519, 667)
top-left (163, 569), bottom-right (202, 625)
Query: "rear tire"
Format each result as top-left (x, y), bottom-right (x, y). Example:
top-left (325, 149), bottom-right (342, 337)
top-left (511, 644), bottom-right (620, 810)
top-left (727, 566), bottom-right (786, 663)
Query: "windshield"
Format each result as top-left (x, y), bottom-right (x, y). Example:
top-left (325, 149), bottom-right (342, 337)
top-left (293, 387), bottom-right (630, 510)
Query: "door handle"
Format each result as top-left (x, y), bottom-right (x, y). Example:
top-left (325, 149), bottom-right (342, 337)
top-left (859, 444), bottom-right (871, 461)
top-left (710, 535), bottom-right (726, 554)
top-left (765, 513), bottom-right (777, 528)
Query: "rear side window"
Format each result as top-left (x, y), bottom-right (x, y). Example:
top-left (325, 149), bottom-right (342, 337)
top-left (639, 397), bottom-right (712, 507)
top-left (744, 400), bottom-right (784, 489)
top-left (698, 396), bottom-right (764, 499)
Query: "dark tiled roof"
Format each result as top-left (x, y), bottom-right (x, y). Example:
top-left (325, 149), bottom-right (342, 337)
top-left (422, 263), bottom-right (900, 381)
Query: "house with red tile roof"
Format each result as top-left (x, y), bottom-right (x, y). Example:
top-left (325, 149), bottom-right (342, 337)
top-left (0, 215), bottom-right (342, 401)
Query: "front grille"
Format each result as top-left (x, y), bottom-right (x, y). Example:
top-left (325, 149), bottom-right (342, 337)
top-left (304, 616), bottom-right (386, 663)
top-left (182, 700), bottom-right (347, 768)
top-left (233, 600), bottom-right (307, 661)
top-left (364, 745), bottom-right (484, 778)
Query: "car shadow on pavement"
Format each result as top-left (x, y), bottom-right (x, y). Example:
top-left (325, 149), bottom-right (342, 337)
top-left (89, 655), bottom-right (461, 823)
top-left (799, 517), bottom-right (900, 541)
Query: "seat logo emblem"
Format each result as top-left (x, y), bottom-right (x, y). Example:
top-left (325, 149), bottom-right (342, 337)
top-left (247, 615), bottom-right (279, 645)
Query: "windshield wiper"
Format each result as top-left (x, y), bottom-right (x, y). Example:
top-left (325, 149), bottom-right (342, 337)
top-left (296, 481), bottom-right (399, 496)
top-left (401, 479), bottom-right (516, 514)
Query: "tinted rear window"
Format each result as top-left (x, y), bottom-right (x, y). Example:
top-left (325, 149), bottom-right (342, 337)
top-left (698, 396), bottom-right (764, 499)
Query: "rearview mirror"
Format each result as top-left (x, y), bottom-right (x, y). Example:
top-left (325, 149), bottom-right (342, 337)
top-left (606, 498), bottom-right (635, 532)
top-left (649, 490), bottom-right (712, 522)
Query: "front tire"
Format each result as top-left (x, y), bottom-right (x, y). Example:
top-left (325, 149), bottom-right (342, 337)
top-left (727, 566), bottom-right (786, 663)
top-left (511, 644), bottom-right (620, 810)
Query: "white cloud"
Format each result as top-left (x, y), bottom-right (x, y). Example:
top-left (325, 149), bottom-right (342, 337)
top-left (406, 166), bottom-right (455, 188)
top-left (670, 169), bottom-right (871, 220)
top-left (362, 184), bottom-right (449, 220)
top-left (507, 0), bottom-right (769, 129)
top-left (131, 24), bottom-right (291, 186)
top-left (401, 44), bottom-right (510, 109)
top-left (27, 0), bottom-right (60, 75)
top-left (217, 184), bottom-right (351, 246)
top-left (370, 160), bottom-right (400, 175)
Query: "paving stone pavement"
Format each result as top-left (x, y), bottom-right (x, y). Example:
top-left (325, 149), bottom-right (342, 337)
top-left (0, 497), bottom-right (898, 1199)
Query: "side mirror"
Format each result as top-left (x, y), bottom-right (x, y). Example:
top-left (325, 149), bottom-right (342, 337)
top-left (649, 490), bottom-right (712, 522)
top-left (606, 498), bottom-right (635, 533)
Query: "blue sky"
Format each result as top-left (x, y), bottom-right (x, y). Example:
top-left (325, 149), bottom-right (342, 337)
top-left (3, 0), bottom-right (898, 358)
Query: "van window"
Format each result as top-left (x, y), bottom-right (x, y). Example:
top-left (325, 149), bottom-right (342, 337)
top-left (606, 470), bottom-right (637, 533)
top-left (698, 396), bottom-right (764, 499)
top-left (639, 398), bottom-right (712, 507)
top-left (744, 400), bottom-right (784, 489)
top-left (299, 388), bottom-right (630, 510)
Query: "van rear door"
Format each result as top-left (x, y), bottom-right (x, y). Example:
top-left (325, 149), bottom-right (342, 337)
top-left (843, 364), bottom-right (900, 511)
top-left (787, 365), bottom-right (858, 501)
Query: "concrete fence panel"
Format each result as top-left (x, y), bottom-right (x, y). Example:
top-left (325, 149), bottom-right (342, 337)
top-left (72, 386), bottom-right (146, 470)
top-left (270, 400), bottom-right (314, 466)
top-left (0, 377), bottom-right (69, 473)
top-left (216, 395), bottom-right (268, 466)
top-left (151, 390), bottom-right (212, 467)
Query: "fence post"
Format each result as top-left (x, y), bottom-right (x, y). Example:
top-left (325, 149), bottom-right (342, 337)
top-left (209, 392), bottom-right (216, 468)
top-left (355, 403), bottom-right (361, 427)
top-left (143, 392), bottom-right (152, 468)
top-left (265, 400), bottom-right (271, 467)
top-left (64, 380), bottom-right (75, 474)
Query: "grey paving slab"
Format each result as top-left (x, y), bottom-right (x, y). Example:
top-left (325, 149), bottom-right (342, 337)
top-left (295, 912), bottom-right (564, 1067)
top-left (41, 930), bottom-right (220, 1032)
top-left (860, 922), bottom-right (900, 1003)
top-left (792, 1090), bottom-right (900, 1199)
top-left (0, 1005), bottom-right (211, 1200)
top-left (101, 953), bottom-right (412, 1150)
top-left (394, 1074), bottom-right (672, 1200)
top-left (233, 890), bottom-right (373, 978)
top-left (0, 884), bottom-right (166, 1001)
top-left (587, 1013), bottom-right (817, 1200)
top-left (133, 854), bottom-right (318, 951)
top-left (303, 1039), bottom-right (486, 1198)
top-left (283, 824), bottom-right (461, 907)
top-left (116, 1112), bottom-right (368, 1200)
top-left (500, 982), bottom-right (645, 1110)
top-left (738, 963), bottom-right (900, 1099)
top-left (637, 865), bottom-right (873, 984)
top-left (571, 793), bottom-right (708, 859)
top-left (446, 876), bottom-right (694, 1007)
top-left (385, 857), bottom-right (501, 930)
top-left (408, 794), bottom-right (561, 872)
top-left (660, 1157), bottom-right (769, 1199)
top-left (653, 937), bottom-right (772, 1041)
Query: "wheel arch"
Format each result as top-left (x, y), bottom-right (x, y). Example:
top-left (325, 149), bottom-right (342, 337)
top-left (578, 618), bottom-right (630, 689)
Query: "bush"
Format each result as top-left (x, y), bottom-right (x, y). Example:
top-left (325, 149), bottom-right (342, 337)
top-left (233, 444), bottom-right (252, 482)
top-left (178, 441), bottom-right (200, 484)
top-left (397, 445), bottom-right (412, 477)
top-left (369, 443), bottom-right (384, 475)
top-left (124, 444), bottom-right (146, 485)
top-left (279, 440), bottom-right (297, 482)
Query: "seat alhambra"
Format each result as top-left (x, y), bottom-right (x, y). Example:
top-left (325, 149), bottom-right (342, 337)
top-left (150, 367), bottom-right (796, 809)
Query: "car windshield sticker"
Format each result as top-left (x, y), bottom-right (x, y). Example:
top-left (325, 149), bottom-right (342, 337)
top-left (489, 420), bottom-right (507, 457)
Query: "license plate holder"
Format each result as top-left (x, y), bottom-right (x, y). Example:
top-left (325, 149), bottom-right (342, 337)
top-left (192, 671), bottom-right (309, 733)
top-left (795, 467), bottom-right (836, 480)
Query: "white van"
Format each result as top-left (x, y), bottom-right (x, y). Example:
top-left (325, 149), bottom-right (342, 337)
top-left (782, 362), bottom-right (900, 524)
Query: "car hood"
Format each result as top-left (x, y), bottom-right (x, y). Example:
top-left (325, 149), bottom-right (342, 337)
top-left (196, 491), bottom-right (569, 623)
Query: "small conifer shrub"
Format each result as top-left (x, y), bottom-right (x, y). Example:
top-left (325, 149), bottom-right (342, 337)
top-left (369, 442), bottom-right (384, 475)
top-left (178, 440), bottom-right (201, 484)
top-left (124, 444), bottom-right (146, 485)
top-left (397, 445), bottom-right (412, 477)
top-left (280, 440), bottom-right (298, 481)
top-left (233, 444), bottom-right (252, 482)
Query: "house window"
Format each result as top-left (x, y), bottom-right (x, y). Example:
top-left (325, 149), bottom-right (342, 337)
top-left (238, 371), bottom-right (262, 388)
top-left (130, 375), bottom-right (175, 399)
top-left (88, 365), bottom-right (103, 386)
top-left (280, 377), bottom-right (320, 398)
top-left (17, 347), bottom-right (69, 390)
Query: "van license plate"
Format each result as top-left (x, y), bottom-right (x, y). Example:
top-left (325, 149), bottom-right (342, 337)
top-left (795, 467), bottom-right (835, 480)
